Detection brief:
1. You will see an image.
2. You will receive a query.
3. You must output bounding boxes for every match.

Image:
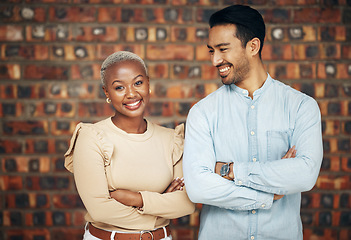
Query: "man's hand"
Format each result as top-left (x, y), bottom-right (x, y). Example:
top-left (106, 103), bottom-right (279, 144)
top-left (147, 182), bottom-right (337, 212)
top-left (164, 177), bottom-right (184, 193)
top-left (215, 162), bottom-right (234, 180)
top-left (109, 189), bottom-right (143, 208)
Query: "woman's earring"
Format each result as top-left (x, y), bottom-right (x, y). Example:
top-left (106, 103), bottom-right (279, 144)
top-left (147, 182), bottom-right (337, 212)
top-left (149, 89), bottom-right (152, 94)
top-left (106, 98), bottom-right (111, 104)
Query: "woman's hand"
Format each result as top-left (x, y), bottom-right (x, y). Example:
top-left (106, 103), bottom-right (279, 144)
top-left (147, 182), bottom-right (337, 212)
top-left (109, 189), bottom-right (143, 208)
top-left (163, 177), bottom-right (184, 193)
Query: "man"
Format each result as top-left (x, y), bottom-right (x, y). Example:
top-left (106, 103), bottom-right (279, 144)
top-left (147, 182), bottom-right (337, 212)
top-left (183, 5), bottom-right (323, 240)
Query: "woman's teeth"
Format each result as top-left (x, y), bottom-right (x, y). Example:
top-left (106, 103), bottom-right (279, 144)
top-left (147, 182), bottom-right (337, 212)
top-left (126, 100), bottom-right (140, 107)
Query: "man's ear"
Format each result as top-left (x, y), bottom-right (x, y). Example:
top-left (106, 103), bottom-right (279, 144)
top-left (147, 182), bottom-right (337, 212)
top-left (247, 37), bottom-right (261, 57)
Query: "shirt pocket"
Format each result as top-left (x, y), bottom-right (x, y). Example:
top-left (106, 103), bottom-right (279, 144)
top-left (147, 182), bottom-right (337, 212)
top-left (267, 130), bottom-right (291, 161)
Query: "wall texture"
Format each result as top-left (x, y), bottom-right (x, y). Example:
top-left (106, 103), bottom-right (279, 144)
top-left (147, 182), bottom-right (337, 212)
top-left (0, 0), bottom-right (350, 240)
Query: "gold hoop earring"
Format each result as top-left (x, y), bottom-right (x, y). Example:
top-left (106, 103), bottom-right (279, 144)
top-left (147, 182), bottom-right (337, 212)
top-left (106, 98), bottom-right (111, 104)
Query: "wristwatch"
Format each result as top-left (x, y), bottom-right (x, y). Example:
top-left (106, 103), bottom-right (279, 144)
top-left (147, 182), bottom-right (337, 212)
top-left (220, 163), bottom-right (231, 177)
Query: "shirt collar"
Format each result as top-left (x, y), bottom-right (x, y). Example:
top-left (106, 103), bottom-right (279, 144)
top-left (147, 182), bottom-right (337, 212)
top-left (229, 73), bottom-right (273, 97)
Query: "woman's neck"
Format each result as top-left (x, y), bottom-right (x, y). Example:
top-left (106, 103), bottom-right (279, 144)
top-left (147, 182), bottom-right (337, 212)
top-left (111, 115), bottom-right (147, 134)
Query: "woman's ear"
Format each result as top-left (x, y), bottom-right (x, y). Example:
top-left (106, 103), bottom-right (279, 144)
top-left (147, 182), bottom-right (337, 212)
top-left (102, 86), bottom-right (109, 99)
top-left (247, 37), bottom-right (261, 57)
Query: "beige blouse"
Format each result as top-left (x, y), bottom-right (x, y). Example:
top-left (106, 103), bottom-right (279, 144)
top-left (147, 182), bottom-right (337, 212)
top-left (64, 117), bottom-right (195, 232)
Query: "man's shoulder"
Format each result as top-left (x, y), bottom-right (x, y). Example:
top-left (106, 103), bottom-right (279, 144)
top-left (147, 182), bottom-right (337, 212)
top-left (193, 85), bottom-right (228, 109)
top-left (271, 78), bottom-right (315, 102)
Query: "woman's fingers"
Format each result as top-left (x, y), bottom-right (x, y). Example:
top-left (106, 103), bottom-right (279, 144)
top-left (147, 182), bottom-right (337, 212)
top-left (164, 177), bottom-right (184, 193)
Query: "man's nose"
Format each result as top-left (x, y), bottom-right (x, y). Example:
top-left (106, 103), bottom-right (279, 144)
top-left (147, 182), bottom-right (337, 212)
top-left (211, 52), bottom-right (223, 67)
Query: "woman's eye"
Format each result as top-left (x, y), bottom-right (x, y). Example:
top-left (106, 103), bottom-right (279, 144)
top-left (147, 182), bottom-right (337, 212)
top-left (135, 80), bottom-right (143, 86)
top-left (115, 86), bottom-right (124, 90)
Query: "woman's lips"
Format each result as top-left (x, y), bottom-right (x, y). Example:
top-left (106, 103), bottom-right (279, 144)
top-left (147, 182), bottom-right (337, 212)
top-left (124, 100), bottom-right (142, 110)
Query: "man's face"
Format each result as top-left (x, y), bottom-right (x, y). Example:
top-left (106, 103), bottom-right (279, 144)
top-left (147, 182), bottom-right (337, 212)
top-left (207, 24), bottom-right (250, 85)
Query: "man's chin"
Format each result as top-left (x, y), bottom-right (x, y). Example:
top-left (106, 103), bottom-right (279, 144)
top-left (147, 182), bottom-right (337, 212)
top-left (221, 76), bottom-right (234, 85)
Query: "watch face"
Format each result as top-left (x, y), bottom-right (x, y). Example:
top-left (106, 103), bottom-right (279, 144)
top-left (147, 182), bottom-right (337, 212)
top-left (220, 163), bottom-right (230, 176)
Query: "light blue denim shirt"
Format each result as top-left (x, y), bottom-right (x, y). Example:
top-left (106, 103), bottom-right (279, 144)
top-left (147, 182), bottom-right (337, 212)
top-left (183, 74), bottom-right (323, 240)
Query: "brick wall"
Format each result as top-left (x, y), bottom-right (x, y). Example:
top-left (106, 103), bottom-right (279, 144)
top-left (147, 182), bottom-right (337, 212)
top-left (0, 1), bottom-right (350, 240)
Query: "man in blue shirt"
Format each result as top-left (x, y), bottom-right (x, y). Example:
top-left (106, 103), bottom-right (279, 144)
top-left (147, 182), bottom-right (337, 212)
top-left (183, 5), bottom-right (323, 240)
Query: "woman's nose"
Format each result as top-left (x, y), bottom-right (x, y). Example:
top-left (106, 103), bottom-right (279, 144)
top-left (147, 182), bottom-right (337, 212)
top-left (125, 86), bottom-right (137, 98)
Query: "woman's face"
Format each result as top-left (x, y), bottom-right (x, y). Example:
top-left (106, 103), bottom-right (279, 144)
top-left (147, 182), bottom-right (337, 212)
top-left (103, 60), bottom-right (150, 119)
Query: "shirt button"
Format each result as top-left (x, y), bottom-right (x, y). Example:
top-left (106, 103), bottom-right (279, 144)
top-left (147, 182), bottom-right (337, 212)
top-left (250, 131), bottom-right (255, 135)
top-left (253, 158), bottom-right (257, 162)
top-left (251, 105), bottom-right (255, 109)
top-left (238, 180), bottom-right (242, 185)
top-left (242, 90), bottom-right (246, 94)
top-left (252, 210), bottom-right (256, 214)
top-left (251, 236), bottom-right (255, 240)
top-left (261, 204), bottom-right (266, 208)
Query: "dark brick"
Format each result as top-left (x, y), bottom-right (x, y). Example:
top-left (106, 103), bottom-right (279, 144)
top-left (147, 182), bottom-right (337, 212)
top-left (61, 103), bottom-right (73, 113)
top-left (306, 46), bottom-right (319, 58)
top-left (2, 103), bottom-right (16, 116)
top-left (36, 194), bottom-right (48, 208)
top-left (33, 211), bottom-right (46, 226)
top-left (52, 211), bottom-right (65, 225)
top-left (5, 159), bottom-right (17, 172)
top-left (34, 140), bottom-right (48, 153)
top-left (54, 158), bottom-right (65, 171)
top-left (29, 159), bottom-right (40, 172)
top-left (301, 212), bottom-right (313, 225)
top-left (17, 86), bottom-right (32, 98)
top-left (319, 211), bottom-right (332, 226)
top-left (301, 194), bottom-right (312, 208)
top-left (301, 83), bottom-right (314, 97)
top-left (321, 157), bottom-right (331, 170)
top-left (121, 9), bottom-right (134, 22)
top-left (340, 211), bottom-right (351, 226)
top-left (321, 194), bottom-right (334, 208)
top-left (39, 177), bottom-right (55, 189)
top-left (328, 102), bottom-right (341, 115)
top-left (323, 139), bottom-right (330, 152)
top-left (343, 9), bottom-right (351, 24)
top-left (340, 193), bottom-right (349, 208)
top-left (325, 84), bottom-right (339, 98)
top-left (177, 102), bottom-right (191, 116)
top-left (15, 194), bottom-right (29, 208)
top-left (33, 236), bottom-right (45, 240)
top-left (344, 121), bottom-right (351, 134)
top-left (55, 140), bottom-right (68, 153)
top-left (164, 9), bottom-right (178, 22)
top-left (338, 139), bottom-right (350, 151)
top-left (10, 211), bottom-right (22, 226)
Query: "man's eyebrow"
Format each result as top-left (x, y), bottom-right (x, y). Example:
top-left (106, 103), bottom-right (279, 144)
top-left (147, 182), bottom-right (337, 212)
top-left (207, 43), bottom-right (231, 49)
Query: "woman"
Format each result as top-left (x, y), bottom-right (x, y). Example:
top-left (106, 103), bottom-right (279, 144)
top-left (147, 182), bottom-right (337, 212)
top-left (64, 51), bottom-right (195, 240)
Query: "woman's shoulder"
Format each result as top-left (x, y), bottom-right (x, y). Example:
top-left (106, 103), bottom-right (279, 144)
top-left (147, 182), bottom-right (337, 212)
top-left (150, 121), bottom-right (184, 140)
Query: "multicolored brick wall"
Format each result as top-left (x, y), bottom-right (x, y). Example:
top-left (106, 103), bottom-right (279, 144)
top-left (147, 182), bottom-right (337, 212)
top-left (0, 0), bottom-right (350, 240)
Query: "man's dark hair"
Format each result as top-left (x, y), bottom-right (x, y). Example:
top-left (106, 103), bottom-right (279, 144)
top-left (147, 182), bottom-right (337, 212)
top-left (209, 5), bottom-right (265, 59)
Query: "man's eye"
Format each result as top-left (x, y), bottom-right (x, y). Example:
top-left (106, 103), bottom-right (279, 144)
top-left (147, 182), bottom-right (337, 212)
top-left (208, 50), bottom-right (214, 54)
top-left (115, 86), bottom-right (124, 90)
top-left (220, 48), bottom-right (228, 52)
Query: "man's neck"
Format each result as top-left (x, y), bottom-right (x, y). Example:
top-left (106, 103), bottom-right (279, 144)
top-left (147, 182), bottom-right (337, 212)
top-left (235, 62), bottom-right (267, 98)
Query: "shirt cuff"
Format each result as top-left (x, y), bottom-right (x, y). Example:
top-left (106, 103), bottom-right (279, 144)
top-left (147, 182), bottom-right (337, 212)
top-left (233, 161), bottom-right (249, 186)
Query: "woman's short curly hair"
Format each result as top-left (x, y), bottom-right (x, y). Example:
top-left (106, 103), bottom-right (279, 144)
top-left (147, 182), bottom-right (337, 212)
top-left (100, 51), bottom-right (148, 86)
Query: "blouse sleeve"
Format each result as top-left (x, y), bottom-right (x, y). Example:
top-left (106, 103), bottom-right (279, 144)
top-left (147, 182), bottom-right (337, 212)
top-left (137, 124), bottom-right (195, 218)
top-left (64, 124), bottom-right (156, 230)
